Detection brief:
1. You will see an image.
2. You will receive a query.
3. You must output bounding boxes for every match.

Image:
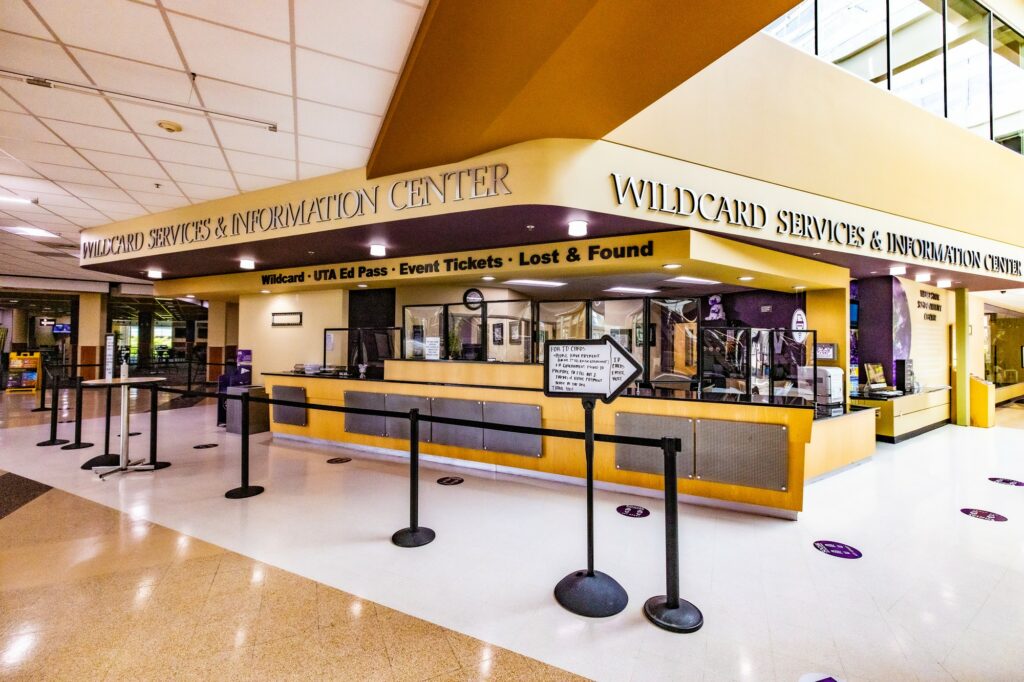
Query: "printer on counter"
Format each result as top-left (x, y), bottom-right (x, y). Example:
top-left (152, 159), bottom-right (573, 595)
top-left (815, 367), bottom-right (845, 417)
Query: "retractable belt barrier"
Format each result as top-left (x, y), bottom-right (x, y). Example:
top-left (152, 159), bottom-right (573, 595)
top-left (142, 383), bottom-right (701, 633)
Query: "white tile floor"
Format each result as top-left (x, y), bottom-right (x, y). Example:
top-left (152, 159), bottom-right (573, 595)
top-left (2, 397), bottom-right (1024, 681)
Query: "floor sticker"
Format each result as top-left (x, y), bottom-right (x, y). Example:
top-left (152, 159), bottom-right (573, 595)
top-left (988, 477), bottom-right (1024, 487)
top-left (327, 457), bottom-right (351, 464)
top-left (616, 504), bottom-right (650, 518)
top-left (193, 444), bottom-right (218, 449)
top-left (960, 508), bottom-right (1008, 522)
top-left (813, 540), bottom-right (862, 559)
top-left (437, 476), bottom-right (464, 485)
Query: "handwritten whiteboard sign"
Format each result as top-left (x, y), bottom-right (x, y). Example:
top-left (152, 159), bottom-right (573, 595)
top-left (544, 336), bottom-right (643, 403)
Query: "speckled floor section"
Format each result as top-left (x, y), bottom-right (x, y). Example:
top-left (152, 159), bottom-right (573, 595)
top-left (0, 483), bottom-right (587, 681)
top-left (0, 473), bottom-right (51, 520)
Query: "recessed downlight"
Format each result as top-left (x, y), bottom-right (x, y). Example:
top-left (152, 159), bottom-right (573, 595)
top-left (185, 294), bottom-right (195, 298)
top-left (738, 276), bottom-right (755, 282)
top-left (936, 279), bottom-right (952, 288)
top-left (567, 220), bottom-right (588, 237)
top-left (369, 244), bottom-right (386, 257)
top-left (667, 275), bottom-right (720, 285)
top-left (357, 284), bottom-right (368, 288)
top-left (662, 263), bottom-right (682, 270)
top-left (605, 286), bottom-right (659, 295)
top-left (147, 270), bottom-right (162, 279)
top-left (915, 272), bottom-right (931, 283)
top-left (889, 265), bottom-right (907, 276)
top-left (260, 289), bottom-right (270, 294)
top-left (481, 276), bottom-right (495, 281)
top-left (793, 285), bottom-right (806, 290)
top-left (240, 259), bottom-right (255, 270)
top-left (157, 119), bottom-right (183, 133)
top-left (504, 279), bottom-right (567, 288)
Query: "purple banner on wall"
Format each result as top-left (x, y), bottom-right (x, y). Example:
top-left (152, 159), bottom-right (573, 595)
top-left (960, 508), bottom-right (1008, 522)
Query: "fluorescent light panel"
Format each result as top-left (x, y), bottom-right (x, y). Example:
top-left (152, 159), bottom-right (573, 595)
top-left (604, 286), bottom-right (660, 295)
top-left (3, 226), bottom-right (59, 238)
top-left (889, 265), bottom-right (907, 276)
top-left (567, 220), bottom-right (588, 237)
top-left (667, 275), bottom-right (720, 285)
top-left (504, 279), bottom-right (567, 288)
top-left (146, 270), bottom-right (162, 279)
top-left (239, 259), bottom-right (255, 270)
top-left (369, 244), bottom-right (386, 257)
top-left (0, 196), bottom-right (35, 205)
top-left (936, 279), bottom-right (952, 288)
top-left (914, 272), bottom-right (931, 282)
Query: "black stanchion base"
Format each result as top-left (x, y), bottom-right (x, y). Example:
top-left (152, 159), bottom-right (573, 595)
top-left (225, 485), bottom-right (264, 499)
top-left (60, 442), bottom-right (94, 450)
top-left (643, 596), bottom-right (703, 633)
top-left (149, 462), bottom-right (172, 470)
top-left (391, 526), bottom-right (435, 548)
top-left (36, 438), bottom-right (70, 447)
top-left (81, 454), bottom-right (119, 470)
top-left (554, 570), bottom-right (628, 618)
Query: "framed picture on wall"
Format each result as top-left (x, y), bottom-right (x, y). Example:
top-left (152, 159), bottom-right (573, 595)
top-left (492, 322), bottom-right (504, 346)
top-left (509, 320), bottom-right (522, 345)
top-left (271, 312), bottom-right (302, 327)
top-left (610, 328), bottom-right (632, 352)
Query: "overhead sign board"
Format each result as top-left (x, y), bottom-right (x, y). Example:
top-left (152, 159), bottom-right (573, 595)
top-left (544, 336), bottom-right (643, 404)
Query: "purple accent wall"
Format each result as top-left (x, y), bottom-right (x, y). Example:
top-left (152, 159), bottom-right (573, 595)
top-left (855, 276), bottom-right (913, 385)
top-left (701, 291), bottom-right (806, 329)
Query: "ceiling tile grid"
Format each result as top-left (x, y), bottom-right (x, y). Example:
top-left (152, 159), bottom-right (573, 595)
top-left (0, 0), bottom-right (424, 282)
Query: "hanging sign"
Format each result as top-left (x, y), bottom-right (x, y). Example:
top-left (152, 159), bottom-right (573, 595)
top-left (104, 333), bottom-right (116, 381)
top-left (424, 337), bottom-right (441, 360)
top-left (544, 335), bottom-right (643, 403)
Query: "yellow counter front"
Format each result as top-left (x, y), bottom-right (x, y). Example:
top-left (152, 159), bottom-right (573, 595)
top-left (262, 361), bottom-right (875, 517)
top-left (850, 387), bottom-right (951, 443)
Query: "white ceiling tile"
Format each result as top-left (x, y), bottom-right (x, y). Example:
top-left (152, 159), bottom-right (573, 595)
top-left (2, 79), bottom-right (127, 130)
top-left (213, 119), bottom-right (293, 158)
top-left (0, 32), bottom-right (85, 82)
top-left (161, 161), bottom-right (235, 188)
top-left (31, 0), bottom-right (182, 68)
top-left (57, 182), bottom-right (133, 202)
top-left (168, 15), bottom-right (292, 94)
top-left (0, 139), bottom-right (90, 167)
top-left (0, 1), bottom-right (51, 39)
top-left (177, 182), bottom-right (236, 201)
top-left (104, 171), bottom-right (183, 193)
top-left (78, 149), bottom-right (169, 179)
top-left (102, 210), bottom-right (149, 222)
top-left (86, 199), bottom-right (147, 215)
top-left (70, 49), bottom-right (195, 103)
top-left (21, 214), bottom-right (73, 226)
top-left (235, 172), bottom-right (286, 192)
top-left (25, 161), bottom-right (115, 186)
top-left (30, 191), bottom-right (93, 210)
top-left (0, 174), bottom-right (69, 194)
top-left (162, 0), bottom-right (290, 40)
top-left (0, 110), bottom-right (63, 144)
top-left (127, 190), bottom-right (190, 209)
top-left (295, 0), bottom-right (421, 72)
top-left (295, 48), bottom-right (397, 114)
top-left (296, 99), bottom-right (379, 147)
top-left (0, 157), bottom-right (41, 178)
top-left (298, 162), bottom-right (343, 180)
top-left (45, 120), bottom-right (149, 156)
top-left (224, 149), bottom-right (294, 181)
top-left (0, 88), bottom-right (26, 113)
top-left (111, 99), bottom-right (217, 146)
top-left (195, 79), bottom-right (294, 132)
top-left (40, 204), bottom-right (106, 218)
top-left (297, 136), bottom-right (367, 169)
top-left (138, 135), bottom-right (227, 169)
top-left (66, 215), bottom-right (109, 227)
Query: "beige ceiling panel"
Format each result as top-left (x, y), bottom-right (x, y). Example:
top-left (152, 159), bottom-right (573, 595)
top-left (177, 182), bottom-right (236, 201)
top-left (212, 119), bottom-right (294, 159)
top-left (234, 172), bottom-right (286, 192)
top-left (0, 110), bottom-right (62, 144)
top-left (296, 99), bottom-right (380, 147)
top-left (0, 32), bottom-right (85, 82)
top-left (56, 182), bottom-right (133, 202)
top-left (0, 88), bottom-right (25, 113)
top-left (297, 135), bottom-right (367, 169)
top-left (104, 171), bottom-right (182, 193)
top-left (98, 209), bottom-right (149, 222)
top-left (0, 1), bottom-right (51, 39)
top-left (112, 99), bottom-right (217, 146)
top-left (45, 120), bottom-right (150, 156)
top-left (161, 161), bottom-right (235, 188)
top-left (195, 79), bottom-right (294, 132)
top-left (31, 0), bottom-right (181, 68)
top-left (26, 161), bottom-right (115, 186)
top-left (68, 215), bottom-right (110, 227)
top-left (0, 138), bottom-right (89, 167)
top-left (127, 190), bottom-right (190, 209)
top-left (2, 79), bottom-right (126, 129)
top-left (0, 157), bottom-right (41, 178)
top-left (297, 161), bottom-right (343, 180)
top-left (169, 15), bottom-right (292, 94)
top-left (295, 0), bottom-right (422, 72)
top-left (30, 191), bottom-right (93, 209)
top-left (295, 48), bottom-right (396, 114)
top-left (0, 174), bottom-right (69, 194)
top-left (162, 0), bottom-right (290, 41)
top-left (70, 49), bottom-right (195, 103)
top-left (224, 149), bottom-right (294, 181)
top-left (139, 135), bottom-right (228, 169)
top-left (79, 149), bottom-right (169, 179)
top-left (84, 198), bottom-right (146, 214)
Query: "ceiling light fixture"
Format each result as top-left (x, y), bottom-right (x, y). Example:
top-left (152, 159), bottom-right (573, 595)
top-left (0, 196), bottom-right (37, 205)
top-left (3, 226), bottom-right (59, 238)
top-left (889, 265), bottom-right (907, 276)
top-left (156, 119), bottom-right (183, 133)
top-left (239, 259), bottom-right (255, 270)
top-left (369, 244), bottom-right (386, 257)
top-left (357, 284), bottom-right (368, 288)
top-left (147, 270), bottom-right (162, 279)
top-left (793, 285), bottom-right (806, 290)
top-left (936, 279), bottom-right (952, 288)
top-left (481, 276), bottom-right (495, 281)
top-left (738, 276), bottom-right (755, 282)
top-left (667, 275), bottom-right (720, 285)
top-left (662, 264), bottom-right (682, 270)
top-left (604, 286), bottom-right (660, 295)
top-left (2, 69), bottom-right (279, 132)
top-left (185, 294), bottom-right (195, 299)
top-left (260, 289), bottom-right (270, 294)
top-left (915, 272), bottom-right (931, 283)
top-left (504, 279), bottom-right (567, 288)
top-left (567, 220), bottom-right (588, 237)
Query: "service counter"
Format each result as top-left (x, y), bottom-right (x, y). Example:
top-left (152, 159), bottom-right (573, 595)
top-left (262, 360), bottom-right (876, 517)
top-left (849, 387), bottom-right (951, 443)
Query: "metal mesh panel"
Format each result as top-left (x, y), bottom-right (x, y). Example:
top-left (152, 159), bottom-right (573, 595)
top-left (271, 385), bottom-right (307, 426)
top-left (483, 402), bottom-right (542, 457)
top-left (614, 413), bottom-right (694, 476)
top-left (694, 419), bottom-right (789, 491)
top-left (385, 394), bottom-right (432, 442)
top-left (343, 391), bottom-right (386, 437)
top-left (430, 398), bottom-right (483, 449)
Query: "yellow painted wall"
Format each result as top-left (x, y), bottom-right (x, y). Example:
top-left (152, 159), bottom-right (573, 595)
top-left (806, 287), bottom-right (850, 392)
top-left (238, 290), bottom-right (346, 378)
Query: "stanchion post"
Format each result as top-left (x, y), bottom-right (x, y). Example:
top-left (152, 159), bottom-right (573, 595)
top-left (392, 408), bottom-right (435, 547)
top-left (61, 375), bottom-right (93, 450)
top-left (186, 356), bottom-right (192, 393)
top-left (81, 385), bottom-right (119, 469)
top-left (36, 369), bottom-right (69, 446)
top-left (31, 362), bottom-right (49, 411)
top-left (148, 383), bottom-right (171, 469)
top-left (225, 391), bottom-right (263, 499)
top-left (642, 436), bottom-right (702, 633)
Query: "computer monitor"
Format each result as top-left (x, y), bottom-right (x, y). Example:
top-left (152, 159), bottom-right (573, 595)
top-left (864, 363), bottom-right (887, 388)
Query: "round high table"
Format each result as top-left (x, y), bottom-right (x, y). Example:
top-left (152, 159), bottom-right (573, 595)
top-left (82, 377), bottom-right (166, 478)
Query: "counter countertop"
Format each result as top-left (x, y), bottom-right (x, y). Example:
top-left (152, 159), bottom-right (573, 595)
top-left (850, 386), bottom-right (951, 402)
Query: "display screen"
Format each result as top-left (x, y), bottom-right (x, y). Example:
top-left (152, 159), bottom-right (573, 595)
top-left (849, 302), bottom-right (859, 325)
top-left (52, 324), bottom-right (71, 334)
top-left (865, 363), bottom-right (886, 386)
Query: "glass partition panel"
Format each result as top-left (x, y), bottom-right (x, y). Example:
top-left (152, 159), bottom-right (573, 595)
top-left (447, 304), bottom-right (483, 361)
top-left (649, 298), bottom-right (699, 390)
top-left (947, 0), bottom-right (992, 138)
top-left (820, 0), bottom-right (889, 86)
top-left (403, 306), bottom-right (443, 359)
top-left (486, 300), bottom-right (533, 362)
top-left (993, 17), bottom-right (1024, 153)
top-left (323, 328), bottom-right (351, 367)
top-left (590, 299), bottom-right (644, 367)
top-left (700, 328), bottom-right (751, 396)
top-left (538, 301), bottom-right (587, 347)
top-left (891, 0), bottom-right (946, 117)
top-left (765, 0), bottom-right (817, 54)
top-left (768, 329), bottom-right (818, 402)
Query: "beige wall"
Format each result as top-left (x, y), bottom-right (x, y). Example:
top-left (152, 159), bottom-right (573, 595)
top-left (968, 293), bottom-right (990, 378)
top-left (238, 290), bottom-right (346, 379)
top-left (899, 278), bottom-right (952, 388)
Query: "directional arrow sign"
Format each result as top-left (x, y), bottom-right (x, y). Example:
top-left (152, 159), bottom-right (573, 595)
top-left (544, 335), bottom-right (643, 404)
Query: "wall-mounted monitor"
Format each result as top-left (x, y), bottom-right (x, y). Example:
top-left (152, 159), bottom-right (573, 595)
top-left (52, 323), bottom-right (71, 334)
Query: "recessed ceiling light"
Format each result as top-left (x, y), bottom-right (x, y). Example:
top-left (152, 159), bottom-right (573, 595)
top-left (147, 270), bottom-right (162, 279)
top-left (662, 264), bottom-right (682, 270)
top-left (738, 276), bottom-right (755, 282)
top-left (504, 279), bottom-right (567, 288)
top-left (936, 279), bottom-right (952, 288)
top-left (889, 265), bottom-right (907, 276)
top-left (157, 119), bottom-right (183, 133)
top-left (8, 300), bottom-right (18, 303)
top-left (0, 196), bottom-right (37, 205)
top-left (260, 289), bottom-right (270, 294)
top-left (307, 250), bottom-right (315, 255)
top-left (369, 244), bottom-right (386, 257)
top-left (870, 271), bottom-right (878, 274)
top-left (481, 276), bottom-right (495, 281)
top-left (239, 259), bottom-right (255, 270)
top-left (604, 286), bottom-right (659, 295)
top-left (3, 226), bottom-right (59, 238)
top-left (567, 220), bottom-right (588, 237)
top-left (793, 285), bottom-right (806, 290)
top-left (914, 272), bottom-right (931, 283)
top-left (357, 284), bottom-right (368, 288)
top-left (185, 294), bottom-right (195, 299)
top-left (812, 252), bottom-right (821, 256)
top-left (525, 224), bottom-right (535, 231)
top-left (667, 275), bottom-right (720, 285)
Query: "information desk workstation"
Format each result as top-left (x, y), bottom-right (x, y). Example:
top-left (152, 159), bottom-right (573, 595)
top-left (850, 387), bottom-right (951, 443)
top-left (263, 360), bottom-right (877, 518)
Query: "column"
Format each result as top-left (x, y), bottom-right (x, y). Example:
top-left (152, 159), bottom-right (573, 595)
top-left (137, 311), bottom-right (153, 370)
top-left (75, 293), bottom-right (107, 380)
top-left (206, 300), bottom-right (228, 381)
top-left (11, 308), bottom-right (28, 351)
top-left (954, 288), bottom-right (970, 426)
